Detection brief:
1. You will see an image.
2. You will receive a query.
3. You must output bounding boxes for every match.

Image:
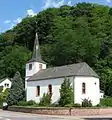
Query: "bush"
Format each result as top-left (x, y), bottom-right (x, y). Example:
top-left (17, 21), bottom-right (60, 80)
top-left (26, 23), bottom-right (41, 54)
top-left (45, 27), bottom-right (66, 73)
top-left (39, 93), bottom-right (51, 106)
top-left (73, 103), bottom-right (81, 108)
top-left (65, 104), bottom-right (73, 107)
top-left (95, 104), bottom-right (101, 107)
top-left (0, 86), bottom-right (3, 93)
top-left (82, 99), bottom-right (92, 107)
top-left (17, 100), bottom-right (37, 106)
top-left (0, 96), bottom-right (3, 107)
top-left (100, 97), bottom-right (112, 107)
top-left (0, 88), bottom-right (9, 106)
top-left (17, 100), bottom-right (27, 106)
top-left (27, 100), bottom-right (36, 106)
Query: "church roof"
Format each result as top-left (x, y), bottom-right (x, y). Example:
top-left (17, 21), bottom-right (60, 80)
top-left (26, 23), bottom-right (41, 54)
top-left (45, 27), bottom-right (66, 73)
top-left (27, 33), bottom-right (46, 64)
top-left (28, 62), bottom-right (99, 81)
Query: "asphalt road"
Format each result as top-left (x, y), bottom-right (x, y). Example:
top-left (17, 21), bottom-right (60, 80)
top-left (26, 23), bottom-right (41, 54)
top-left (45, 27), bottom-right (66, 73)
top-left (84, 117), bottom-right (112, 120)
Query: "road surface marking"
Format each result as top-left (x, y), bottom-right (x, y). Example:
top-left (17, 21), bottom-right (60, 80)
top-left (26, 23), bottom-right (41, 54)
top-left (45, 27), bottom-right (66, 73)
top-left (6, 119), bottom-right (11, 120)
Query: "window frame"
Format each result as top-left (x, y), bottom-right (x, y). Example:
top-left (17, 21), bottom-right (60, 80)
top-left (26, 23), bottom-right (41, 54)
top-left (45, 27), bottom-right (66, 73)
top-left (4, 83), bottom-right (7, 87)
top-left (29, 64), bottom-right (32, 70)
top-left (48, 84), bottom-right (52, 96)
top-left (82, 82), bottom-right (86, 94)
top-left (36, 86), bottom-right (40, 97)
top-left (7, 84), bottom-right (9, 87)
top-left (39, 64), bottom-right (42, 70)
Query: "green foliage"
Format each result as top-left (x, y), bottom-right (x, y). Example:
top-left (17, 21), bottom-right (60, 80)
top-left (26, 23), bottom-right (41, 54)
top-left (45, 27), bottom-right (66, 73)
top-left (0, 86), bottom-right (3, 93)
top-left (17, 100), bottom-right (28, 106)
top-left (0, 88), bottom-right (9, 106)
top-left (0, 97), bottom-right (3, 107)
top-left (6, 71), bottom-right (25, 106)
top-left (73, 103), bottom-right (81, 108)
top-left (64, 104), bottom-right (73, 107)
top-left (59, 78), bottom-right (73, 107)
top-left (39, 93), bottom-right (51, 106)
top-left (100, 97), bottom-right (112, 107)
top-left (0, 45), bottom-right (30, 79)
top-left (82, 99), bottom-right (92, 107)
top-left (17, 100), bottom-right (37, 106)
top-left (27, 100), bottom-right (36, 106)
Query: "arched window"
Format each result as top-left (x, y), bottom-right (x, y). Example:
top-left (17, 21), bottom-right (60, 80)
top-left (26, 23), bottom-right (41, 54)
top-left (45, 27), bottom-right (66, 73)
top-left (82, 83), bottom-right (86, 94)
top-left (48, 84), bottom-right (52, 95)
top-left (36, 86), bottom-right (40, 96)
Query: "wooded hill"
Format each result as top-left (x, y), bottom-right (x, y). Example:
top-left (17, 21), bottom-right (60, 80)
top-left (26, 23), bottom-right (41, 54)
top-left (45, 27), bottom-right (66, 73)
top-left (0, 2), bottom-right (112, 96)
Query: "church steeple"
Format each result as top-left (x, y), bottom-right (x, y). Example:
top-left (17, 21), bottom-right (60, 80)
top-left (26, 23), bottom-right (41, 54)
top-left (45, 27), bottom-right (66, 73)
top-left (25, 28), bottom-right (46, 89)
top-left (32, 33), bottom-right (41, 60)
top-left (28, 32), bottom-right (45, 63)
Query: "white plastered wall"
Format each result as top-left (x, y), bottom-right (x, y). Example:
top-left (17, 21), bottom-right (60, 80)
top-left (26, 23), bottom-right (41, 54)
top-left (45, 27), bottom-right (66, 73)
top-left (74, 76), bottom-right (100, 106)
top-left (27, 77), bottom-right (73, 103)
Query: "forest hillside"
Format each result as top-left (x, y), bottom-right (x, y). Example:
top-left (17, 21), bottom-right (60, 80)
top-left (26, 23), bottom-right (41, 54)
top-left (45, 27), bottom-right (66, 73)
top-left (0, 2), bottom-right (112, 96)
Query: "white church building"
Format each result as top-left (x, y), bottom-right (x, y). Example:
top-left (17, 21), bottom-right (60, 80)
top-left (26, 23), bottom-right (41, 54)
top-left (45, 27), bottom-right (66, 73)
top-left (25, 33), bottom-right (100, 106)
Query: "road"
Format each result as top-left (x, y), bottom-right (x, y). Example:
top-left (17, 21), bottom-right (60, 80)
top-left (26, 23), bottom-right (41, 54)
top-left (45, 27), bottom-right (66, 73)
top-left (0, 110), bottom-right (81, 120)
top-left (81, 115), bottom-right (112, 120)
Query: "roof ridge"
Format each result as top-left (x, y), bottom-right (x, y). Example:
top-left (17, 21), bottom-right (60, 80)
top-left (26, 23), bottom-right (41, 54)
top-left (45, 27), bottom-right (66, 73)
top-left (48, 62), bottom-right (85, 70)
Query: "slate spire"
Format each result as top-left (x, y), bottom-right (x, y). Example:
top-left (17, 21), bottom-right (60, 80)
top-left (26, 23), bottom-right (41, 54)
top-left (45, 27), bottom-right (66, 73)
top-left (32, 33), bottom-right (41, 60)
top-left (28, 32), bottom-right (45, 63)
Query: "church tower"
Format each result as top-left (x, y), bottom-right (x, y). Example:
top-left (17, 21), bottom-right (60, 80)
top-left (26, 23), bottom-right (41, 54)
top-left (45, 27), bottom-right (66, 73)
top-left (25, 33), bottom-right (46, 82)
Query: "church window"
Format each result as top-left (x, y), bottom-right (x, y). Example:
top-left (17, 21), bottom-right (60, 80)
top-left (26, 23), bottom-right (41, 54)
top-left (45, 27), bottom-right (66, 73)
top-left (48, 84), bottom-right (52, 95)
top-left (29, 64), bottom-right (32, 70)
top-left (82, 83), bottom-right (86, 94)
top-left (39, 64), bottom-right (42, 70)
top-left (36, 86), bottom-right (40, 96)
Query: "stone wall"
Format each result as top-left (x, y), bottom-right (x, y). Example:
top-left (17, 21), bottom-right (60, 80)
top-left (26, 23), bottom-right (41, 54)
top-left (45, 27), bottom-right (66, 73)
top-left (8, 107), bottom-right (70, 115)
top-left (8, 107), bottom-right (112, 116)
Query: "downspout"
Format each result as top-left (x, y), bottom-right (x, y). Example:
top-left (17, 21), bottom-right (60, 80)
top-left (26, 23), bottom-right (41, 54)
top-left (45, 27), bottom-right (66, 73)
top-left (73, 76), bottom-right (75, 104)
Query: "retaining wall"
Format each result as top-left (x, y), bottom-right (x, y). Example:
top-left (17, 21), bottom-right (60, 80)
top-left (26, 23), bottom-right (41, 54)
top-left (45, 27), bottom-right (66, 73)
top-left (8, 107), bottom-right (112, 116)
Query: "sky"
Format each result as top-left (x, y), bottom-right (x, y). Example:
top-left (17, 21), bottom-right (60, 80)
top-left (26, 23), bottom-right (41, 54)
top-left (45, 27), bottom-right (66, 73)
top-left (0, 0), bottom-right (112, 33)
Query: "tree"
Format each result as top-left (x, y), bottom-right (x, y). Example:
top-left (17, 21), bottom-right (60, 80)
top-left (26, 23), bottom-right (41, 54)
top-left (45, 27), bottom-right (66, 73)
top-left (7, 71), bottom-right (25, 106)
top-left (1, 45), bottom-right (31, 79)
top-left (39, 93), bottom-right (51, 106)
top-left (59, 78), bottom-right (73, 106)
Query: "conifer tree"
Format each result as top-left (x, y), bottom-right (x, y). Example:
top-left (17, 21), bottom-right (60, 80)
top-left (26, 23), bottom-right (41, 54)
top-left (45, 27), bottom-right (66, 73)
top-left (59, 78), bottom-right (73, 106)
top-left (7, 71), bottom-right (25, 105)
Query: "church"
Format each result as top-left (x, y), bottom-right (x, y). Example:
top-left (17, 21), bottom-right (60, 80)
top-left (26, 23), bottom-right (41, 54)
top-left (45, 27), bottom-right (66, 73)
top-left (25, 33), bottom-right (100, 106)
